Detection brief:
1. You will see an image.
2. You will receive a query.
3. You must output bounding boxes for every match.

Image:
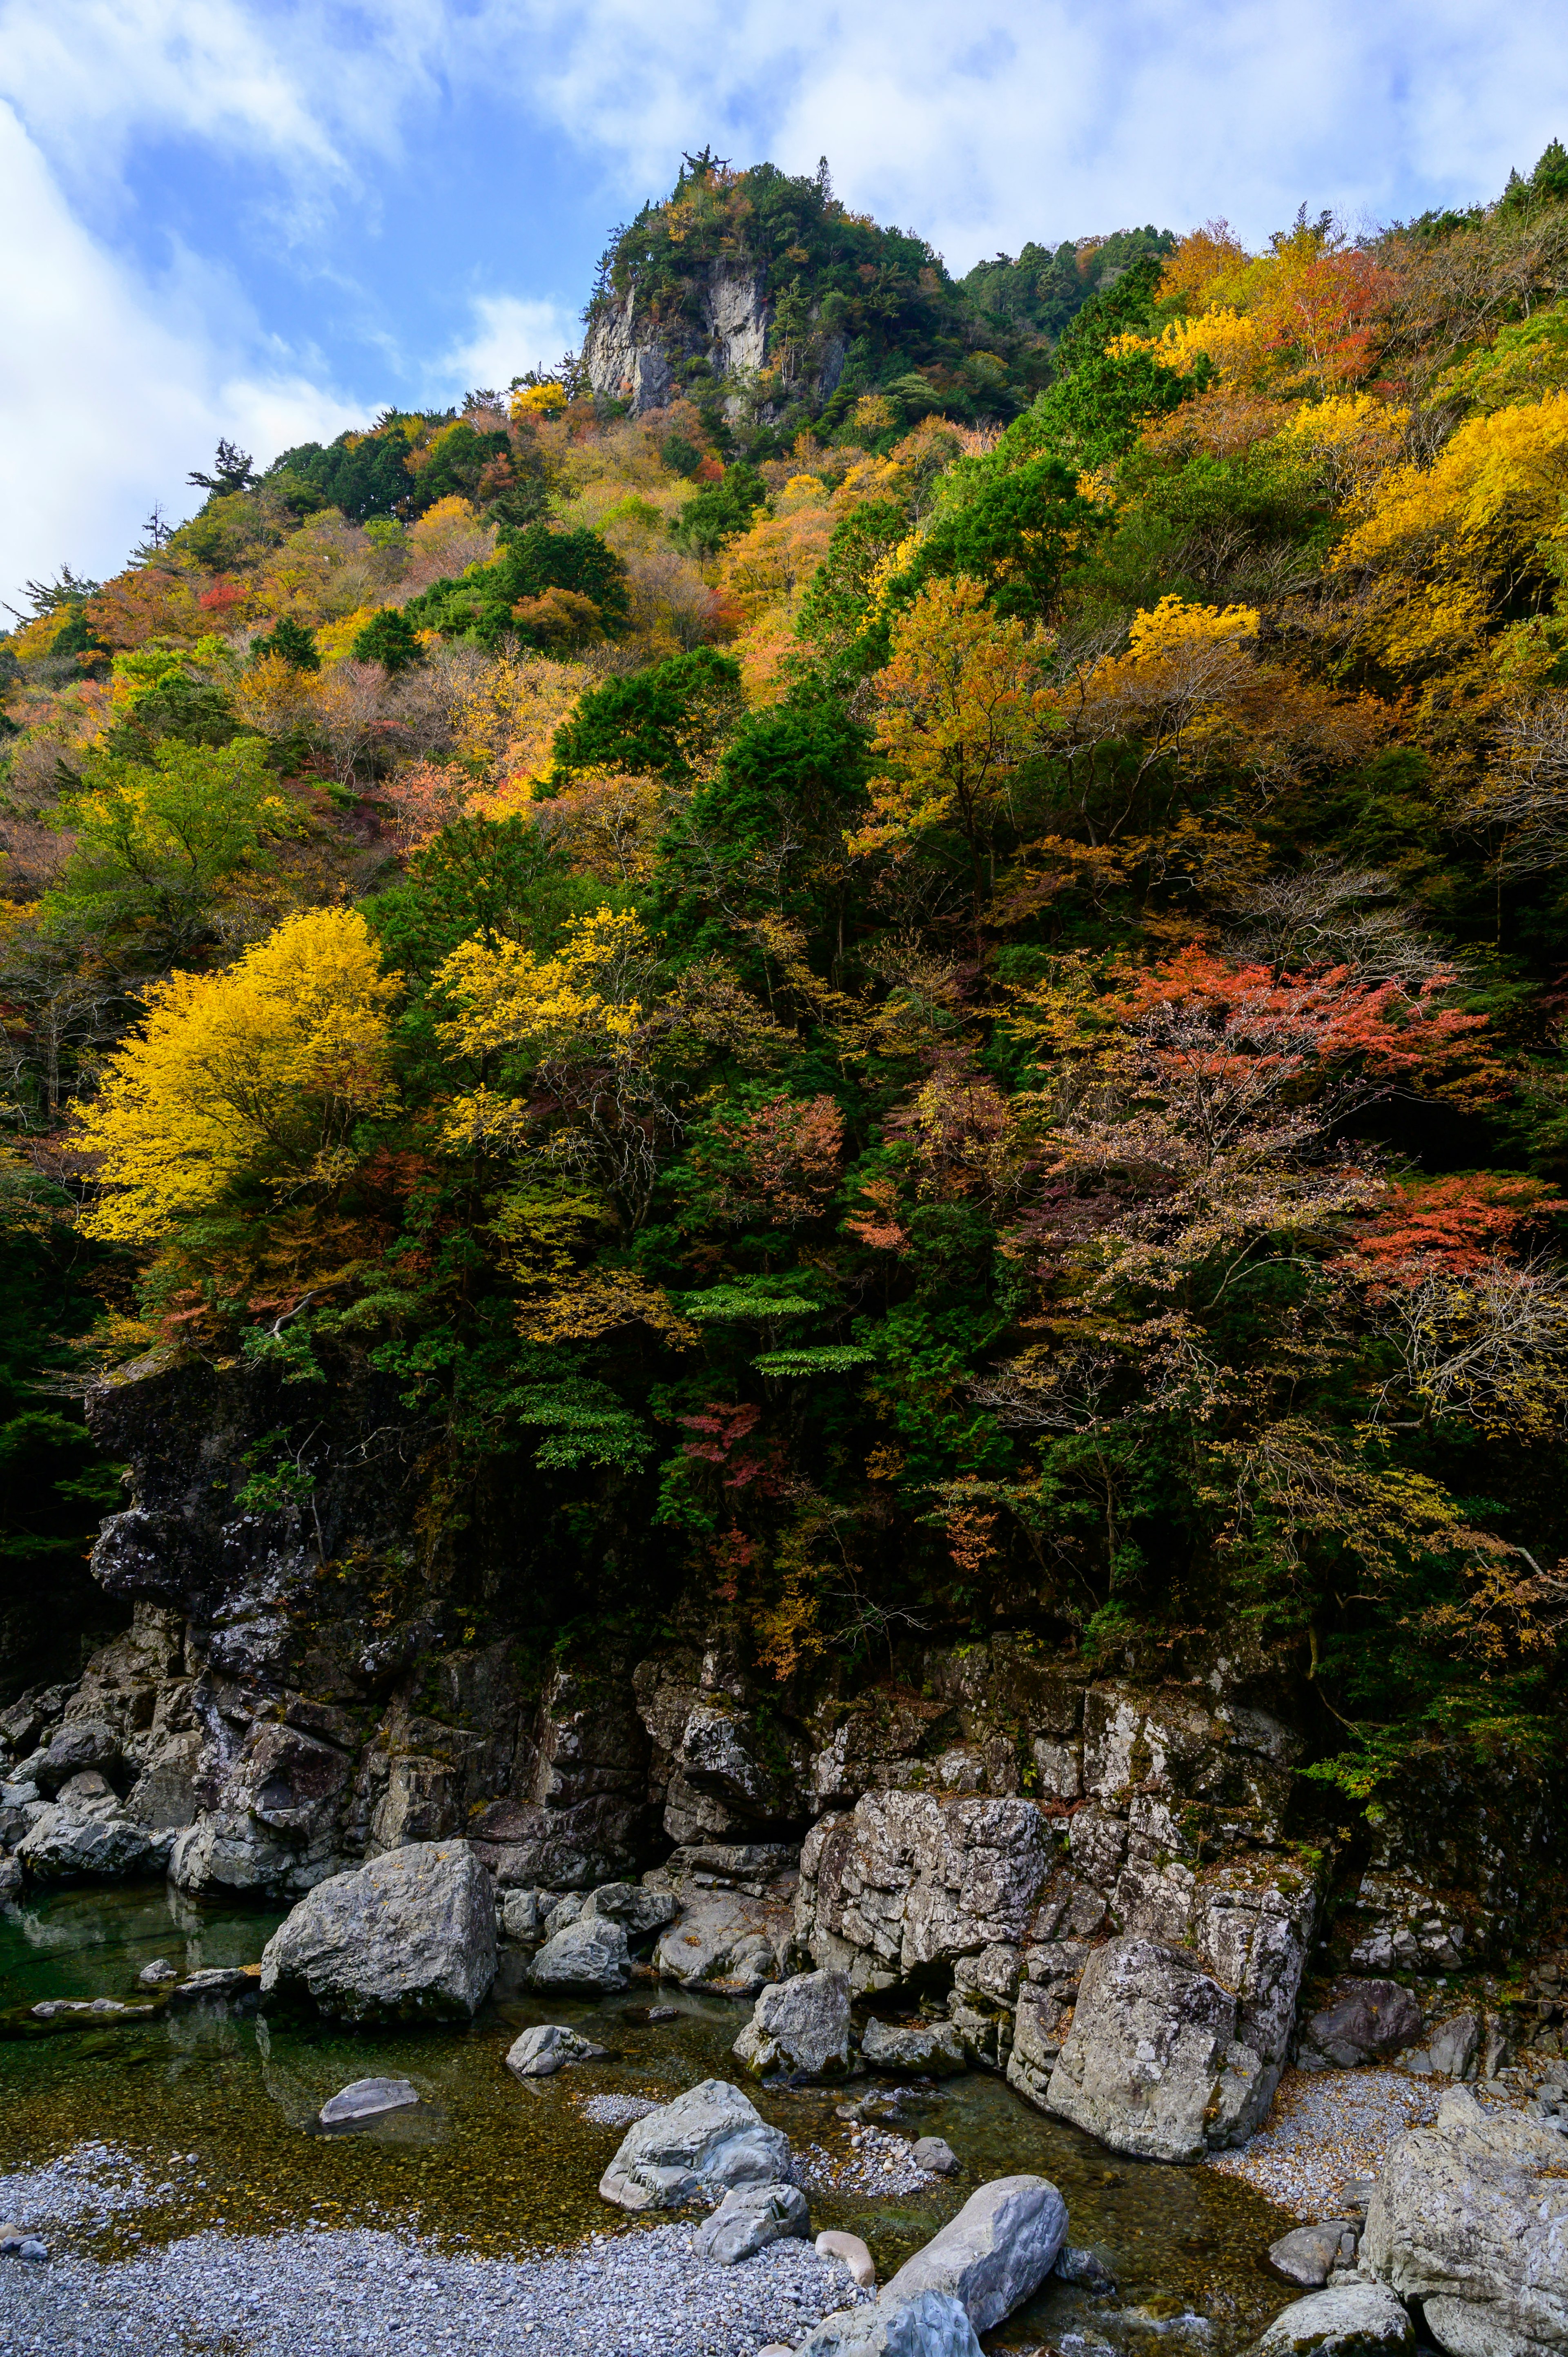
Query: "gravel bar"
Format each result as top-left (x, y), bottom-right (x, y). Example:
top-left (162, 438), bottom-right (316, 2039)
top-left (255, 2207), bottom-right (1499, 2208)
top-left (1205, 2069), bottom-right (1440, 2217)
top-left (0, 2145), bottom-right (874, 2357)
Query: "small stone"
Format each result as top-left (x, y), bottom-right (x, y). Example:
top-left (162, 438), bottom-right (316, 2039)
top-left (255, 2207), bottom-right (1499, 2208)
top-left (138, 1959), bottom-right (178, 1987)
top-left (648, 2004), bottom-right (678, 2021)
top-left (816, 2229), bottom-right (877, 2288)
top-left (318, 2076), bottom-right (421, 2127)
top-left (912, 2136), bottom-right (958, 2176)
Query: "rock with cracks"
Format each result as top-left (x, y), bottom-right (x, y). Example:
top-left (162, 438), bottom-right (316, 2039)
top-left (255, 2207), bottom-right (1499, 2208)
top-left (1045, 1935), bottom-right (1276, 2160)
top-left (528, 1914), bottom-right (630, 1994)
top-left (1256, 2284), bottom-right (1416, 2357)
top-left (1361, 2087), bottom-right (1568, 2357)
top-left (799, 2288), bottom-right (983, 2355)
top-left (883, 2174), bottom-right (1068, 2334)
top-left (258, 1839), bottom-right (497, 2024)
top-left (734, 1969), bottom-right (851, 2080)
top-left (694, 2181), bottom-right (811, 2265)
top-left (599, 2076), bottom-right (794, 2212)
top-left (506, 2023), bottom-right (608, 2079)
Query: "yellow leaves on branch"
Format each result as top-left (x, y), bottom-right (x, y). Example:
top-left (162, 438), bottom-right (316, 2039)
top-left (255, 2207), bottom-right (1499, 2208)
top-left (78, 908), bottom-right (400, 1242)
top-left (1332, 390), bottom-right (1568, 667)
top-left (851, 578), bottom-right (1052, 870)
top-left (437, 907), bottom-right (656, 1067)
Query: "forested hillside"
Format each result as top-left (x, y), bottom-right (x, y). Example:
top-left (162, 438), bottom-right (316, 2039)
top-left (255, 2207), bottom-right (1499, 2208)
top-left (8, 144), bottom-right (1568, 1813)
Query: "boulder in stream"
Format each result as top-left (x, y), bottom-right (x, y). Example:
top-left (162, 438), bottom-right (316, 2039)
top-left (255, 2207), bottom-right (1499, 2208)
top-left (861, 2017), bottom-right (967, 2076)
top-left (506, 2023), bottom-right (606, 2078)
top-left (318, 2077), bottom-right (421, 2126)
top-left (733, 1968), bottom-right (851, 2079)
top-left (799, 2288), bottom-right (982, 2355)
top-left (882, 2173), bottom-right (1068, 2334)
top-left (598, 2076), bottom-right (793, 2211)
top-left (1256, 2284), bottom-right (1414, 2357)
top-left (259, 1839), bottom-right (497, 2024)
top-left (528, 1913), bottom-right (630, 1993)
top-left (1046, 1935), bottom-right (1273, 2160)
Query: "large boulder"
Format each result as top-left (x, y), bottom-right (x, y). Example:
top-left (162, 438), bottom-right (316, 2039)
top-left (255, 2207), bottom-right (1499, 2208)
top-left (1361, 2087), bottom-right (1568, 2357)
top-left (598, 2077), bottom-right (793, 2212)
top-left (17, 1795), bottom-right (165, 1880)
top-left (652, 1844), bottom-right (799, 1995)
top-left (694, 2180), bottom-right (810, 2265)
top-left (31, 1720), bottom-right (120, 1797)
top-left (733, 1969), bottom-right (851, 2080)
top-left (528, 1914), bottom-right (630, 1993)
top-left (1298, 1979), bottom-right (1425, 2070)
top-left (882, 2175), bottom-right (1068, 2334)
top-left (795, 1791), bottom-right (1055, 1996)
top-left (1256, 2284), bottom-right (1415, 2357)
top-left (584, 1882), bottom-right (678, 1938)
top-left (1045, 1935), bottom-right (1272, 2161)
top-left (258, 1839), bottom-right (497, 2023)
top-left (799, 2289), bottom-right (982, 2356)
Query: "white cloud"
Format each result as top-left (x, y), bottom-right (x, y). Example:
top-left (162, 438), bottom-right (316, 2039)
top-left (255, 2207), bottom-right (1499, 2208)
top-left (434, 293), bottom-right (578, 401)
top-left (0, 102), bottom-right (359, 608)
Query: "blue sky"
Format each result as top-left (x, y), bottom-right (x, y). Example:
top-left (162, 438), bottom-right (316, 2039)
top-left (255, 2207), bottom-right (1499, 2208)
top-left (4, 0), bottom-right (1568, 610)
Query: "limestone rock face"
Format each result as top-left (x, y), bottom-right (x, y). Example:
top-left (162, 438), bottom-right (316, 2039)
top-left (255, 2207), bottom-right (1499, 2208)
top-left (1045, 1936), bottom-right (1276, 2161)
top-left (527, 1914), bottom-right (630, 1994)
top-left (651, 1843), bottom-right (799, 1994)
top-left (598, 2077), bottom-right (794, 2212)
top-left (733, 1968), bottom-right (851, 2080)
top-left (259, 1839), bottom-right (497, 2023)
top-left (882, 2174), bottom-right (1068, 2334)
top-left (1361, 2088), bottom-right (1568, 2357)
top-left (798, 2290), bottom-right (982, 2357)
top-left (1256, 2285), bottom-right (1415, 2357)
top-left (633, 1650), bottom-right (804, 1845)
top-left (693, 2179), bottom-right (810, 2265)
top-left (795, 1792), bottom-right (1056, 1996)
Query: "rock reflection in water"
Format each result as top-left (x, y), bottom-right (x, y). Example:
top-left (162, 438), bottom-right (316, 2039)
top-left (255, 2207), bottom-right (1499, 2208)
top-left (0, 1880), bottom-right (1296, 2356)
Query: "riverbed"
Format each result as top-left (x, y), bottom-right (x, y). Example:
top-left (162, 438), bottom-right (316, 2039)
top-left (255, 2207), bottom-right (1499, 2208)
top-left (0, 1882), bottom-right (1302, 2355)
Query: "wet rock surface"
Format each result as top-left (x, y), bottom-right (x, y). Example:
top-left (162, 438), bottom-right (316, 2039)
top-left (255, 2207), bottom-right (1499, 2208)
top-left (598, 2076), bottom-right (795, 2212)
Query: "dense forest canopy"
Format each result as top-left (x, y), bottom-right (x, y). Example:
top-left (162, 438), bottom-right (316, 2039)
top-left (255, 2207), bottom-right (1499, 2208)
top-left (8, 145), bottom-right (1568, 1813)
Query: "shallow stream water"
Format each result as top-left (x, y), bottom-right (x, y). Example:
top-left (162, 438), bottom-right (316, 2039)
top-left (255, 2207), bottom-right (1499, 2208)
top-left (0, 1883), bottom-right (1300, 2354)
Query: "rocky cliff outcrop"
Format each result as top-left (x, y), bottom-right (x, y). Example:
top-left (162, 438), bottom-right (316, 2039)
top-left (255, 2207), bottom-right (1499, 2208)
top-left (583, 264), bottom-right (846, 419)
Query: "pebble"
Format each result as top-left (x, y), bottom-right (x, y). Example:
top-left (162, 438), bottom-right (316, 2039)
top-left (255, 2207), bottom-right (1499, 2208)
top-left (576, 2094), bottom-right (664, 2127)
top-left (0, 2142), bottom-right (873, 2356)
top-left (796, 2123), bottom-right (934, 2198)
top-left (1206, 2070), bottom-right (1439, 2218)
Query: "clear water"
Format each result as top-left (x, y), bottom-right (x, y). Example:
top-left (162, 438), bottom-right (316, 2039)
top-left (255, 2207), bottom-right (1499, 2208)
top-left (0, 1883), bottom-right (1299, 2354)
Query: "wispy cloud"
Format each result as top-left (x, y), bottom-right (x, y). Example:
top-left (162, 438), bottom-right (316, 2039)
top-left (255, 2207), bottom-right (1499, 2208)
top-left (434, 293), bottom-right (579, 403)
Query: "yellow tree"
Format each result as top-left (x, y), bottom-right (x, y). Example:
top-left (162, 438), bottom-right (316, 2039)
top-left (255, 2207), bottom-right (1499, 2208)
top-left (78, 908), bottom-right (399, 1242)
top-left (851, 575), bottom-right (1052, 929)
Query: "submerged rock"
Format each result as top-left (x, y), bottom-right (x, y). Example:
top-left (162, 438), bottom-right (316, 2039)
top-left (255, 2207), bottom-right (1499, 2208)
top-left (733, 1969), bottom-right (851, 2079)
top-left (598, 2076), bottom-right (793, 2212)
top-left (882, 2173), bottom-right (1068, 2334)
top-left (259, 1840), bottom-right (497, 2024)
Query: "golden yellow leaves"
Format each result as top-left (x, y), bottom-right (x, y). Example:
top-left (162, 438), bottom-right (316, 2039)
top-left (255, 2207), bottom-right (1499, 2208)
top-left (78, 908), bottom-right (399, 1242)
top-left (850, 578), bottom-right (1053, 865)
top-left (436, 907), bottom-right (654, 1068)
